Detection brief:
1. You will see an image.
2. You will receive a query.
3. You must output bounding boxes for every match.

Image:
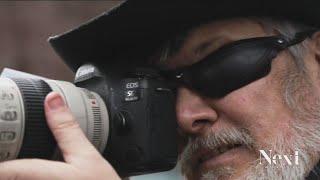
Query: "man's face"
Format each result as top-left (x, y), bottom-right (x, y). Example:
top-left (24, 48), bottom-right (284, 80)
top-left (157, 18), bottom-right (320, 179)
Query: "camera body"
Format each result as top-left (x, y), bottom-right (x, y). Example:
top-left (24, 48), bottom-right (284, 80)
top-left (74, 64), bottom-right (178, 176)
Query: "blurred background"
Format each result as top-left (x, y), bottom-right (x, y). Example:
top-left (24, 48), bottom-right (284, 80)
top-left (0, 1), bottom-right (182, 179)
top-left (0, 1), bottom-right (122, 81)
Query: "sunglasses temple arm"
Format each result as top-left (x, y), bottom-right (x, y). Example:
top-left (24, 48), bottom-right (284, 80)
top-left (286, 29), bottom-right (318, 47)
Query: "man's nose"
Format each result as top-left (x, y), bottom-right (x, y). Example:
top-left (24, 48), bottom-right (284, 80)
top-left (176, 87), bottom-right (218, 135)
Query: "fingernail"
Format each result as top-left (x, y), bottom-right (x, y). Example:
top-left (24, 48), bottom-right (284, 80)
top-left (47, 93), bottom-right (65, 110)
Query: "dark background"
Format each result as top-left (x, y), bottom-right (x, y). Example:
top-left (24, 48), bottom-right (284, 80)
top-left (0, 1), bottom-right (122, 81)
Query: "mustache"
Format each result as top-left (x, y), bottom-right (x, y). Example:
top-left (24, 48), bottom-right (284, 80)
top-left (180, 127), bottom-right (255, 176)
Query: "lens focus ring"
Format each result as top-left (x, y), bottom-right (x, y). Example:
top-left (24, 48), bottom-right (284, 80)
top-left (12, 78), bottom-right (56, 159)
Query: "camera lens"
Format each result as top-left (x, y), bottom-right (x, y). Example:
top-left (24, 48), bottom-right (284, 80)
top-left (0, 77), bottom-right (109, 161)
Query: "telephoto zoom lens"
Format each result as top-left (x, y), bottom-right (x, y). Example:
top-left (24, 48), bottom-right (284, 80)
top-left (0, 77), bottom-right (109, 161)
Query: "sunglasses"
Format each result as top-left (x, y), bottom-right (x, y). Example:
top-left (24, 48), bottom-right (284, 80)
top-left (159, 29), bottom-right (317, 98)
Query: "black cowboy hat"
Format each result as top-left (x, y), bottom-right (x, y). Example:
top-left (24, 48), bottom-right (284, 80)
top-left (49, 0), bottom-right (320, 74)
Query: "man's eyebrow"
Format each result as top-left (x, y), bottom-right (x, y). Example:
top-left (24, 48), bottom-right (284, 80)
top-left (194, 41), bottom-right (212, 54)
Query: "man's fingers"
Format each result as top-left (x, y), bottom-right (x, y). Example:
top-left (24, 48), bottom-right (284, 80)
top-left (44, 92), bottom-right (100, 164)
top-left (0, 159), bottom-right (77, 180)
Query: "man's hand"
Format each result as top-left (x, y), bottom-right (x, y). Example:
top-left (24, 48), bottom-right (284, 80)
top-left (0, 92), bottom-right (120, 180)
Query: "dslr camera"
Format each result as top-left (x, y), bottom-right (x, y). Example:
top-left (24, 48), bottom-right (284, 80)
top-left (0, 63), bottom-right (178, 177)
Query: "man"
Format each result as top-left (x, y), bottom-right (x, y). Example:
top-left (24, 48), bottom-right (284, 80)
top-left (1, 0), bottom-right (320, 179)
top-left (163, 18), bottom-right (320, 179)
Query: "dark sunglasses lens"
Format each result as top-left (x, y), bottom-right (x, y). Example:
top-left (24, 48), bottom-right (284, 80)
top-left (184, 45), bottom-right (279, 98)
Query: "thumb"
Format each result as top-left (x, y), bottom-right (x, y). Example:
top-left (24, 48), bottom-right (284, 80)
top-left (44, 92), bottom-right (101, 165)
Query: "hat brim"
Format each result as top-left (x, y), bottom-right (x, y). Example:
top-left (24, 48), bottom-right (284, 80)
top-left (49, 0), bottom-right (320, 74)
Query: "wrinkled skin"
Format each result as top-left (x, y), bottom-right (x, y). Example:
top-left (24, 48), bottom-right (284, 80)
top-left (158, 18), bottom-right (320, 179)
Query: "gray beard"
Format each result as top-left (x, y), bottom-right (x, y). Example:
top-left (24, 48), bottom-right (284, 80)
top-left (180, 72), bottom-right (320, 180)
top-left (180, 122), bottom-right (320, 180)
top-left (237, 115), bottom-right (320, 180)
